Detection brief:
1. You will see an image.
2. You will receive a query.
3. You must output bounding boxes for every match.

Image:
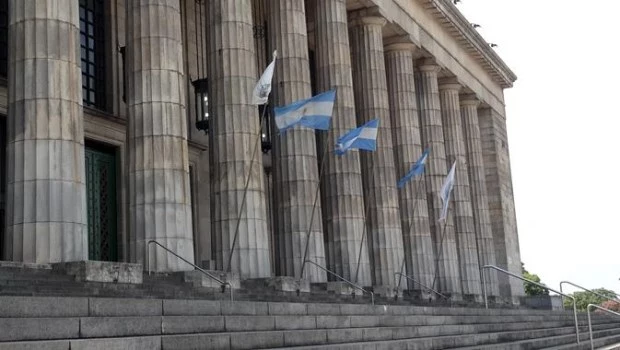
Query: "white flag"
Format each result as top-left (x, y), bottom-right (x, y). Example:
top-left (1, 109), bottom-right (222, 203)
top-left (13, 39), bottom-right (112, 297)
top-left (251, 50), bottom-right (277, 105)
top-left (439, 161), bottom-right (456, 222)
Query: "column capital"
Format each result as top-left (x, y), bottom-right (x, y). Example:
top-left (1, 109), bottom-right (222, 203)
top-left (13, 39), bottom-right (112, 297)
top-left (438, 77), bottom-right (462, 92)
top-left (384, 42), bottom-right (418, 54)
top-left (460, 94), bottom-right (480, 107)
top-left (349, 16), bottom-right (386, 28)
top-left (417, 58), bottom-right (442, 73)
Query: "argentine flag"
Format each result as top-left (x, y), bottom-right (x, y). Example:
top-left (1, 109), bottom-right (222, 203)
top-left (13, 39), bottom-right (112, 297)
top-left (397, 148), bottom-right (430, 188)
top-left (251, 50), bottom-right (277, 105)
top-left (274, 90), bottom-right (336, 132)
top-left (335, 119), bottom-right (379, 155)
top-left (439, 161), bottom-right (456, 222)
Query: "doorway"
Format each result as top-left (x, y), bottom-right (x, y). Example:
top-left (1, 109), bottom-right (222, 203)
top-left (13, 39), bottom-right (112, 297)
top-left (85, 141), bottom-right (118, 261)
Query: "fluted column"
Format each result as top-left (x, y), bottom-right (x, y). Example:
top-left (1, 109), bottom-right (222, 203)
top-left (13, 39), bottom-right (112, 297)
top-left (350, 16), bottom-right (404, 291)
top-left (438, 78), bottom-right (481, 297)
top-left (269, 0), bottom-right (327, 282)
top-left (127, 0), bottom-right (193, 271)
top-left (5, 0), bottom-right (87, 263)
top-left (314, 0), bottom-right (371, 285)
top-left (384, 43), bottom-right (435, 293)
top-left (415, 61), bottom-right (461, 295)
top-left (207, 0), bottom-right (271, 278)
top-left (461, 95), bottom-right (499, 296)
top-left (479, 107), bottom-right (524, 299)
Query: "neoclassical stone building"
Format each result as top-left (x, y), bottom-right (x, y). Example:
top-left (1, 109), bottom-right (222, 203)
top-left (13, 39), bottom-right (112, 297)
top-left (0, 0), bottom-right (523, 301)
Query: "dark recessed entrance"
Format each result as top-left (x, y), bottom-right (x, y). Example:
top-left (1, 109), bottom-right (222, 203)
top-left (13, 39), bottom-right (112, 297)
top-left (85, 141), bottom-right (118, 262)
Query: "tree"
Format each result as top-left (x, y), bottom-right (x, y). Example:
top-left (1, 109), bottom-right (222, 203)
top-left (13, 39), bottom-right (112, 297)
top-left (563, 288), bottom-right (618, 311)
top-left (522, 263), bottom-right (549, 296)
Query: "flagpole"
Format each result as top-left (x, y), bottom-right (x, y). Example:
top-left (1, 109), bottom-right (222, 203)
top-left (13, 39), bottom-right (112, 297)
top-left (431, 208), bottom-right (450, 291)
top-left (299, 129), bottom-right (332, 280)
top-left (352, 200), bottom-right (372, 284)
top-left (431, 159), bottom-right (456, 291)
top-left (396, 178), bottom-right (424, 291)
top-left (225, 104), bottom-right (269, 272)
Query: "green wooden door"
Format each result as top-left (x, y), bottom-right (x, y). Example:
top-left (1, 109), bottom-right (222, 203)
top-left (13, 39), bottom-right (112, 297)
top-left (85, 146), bottom-right (118, 261)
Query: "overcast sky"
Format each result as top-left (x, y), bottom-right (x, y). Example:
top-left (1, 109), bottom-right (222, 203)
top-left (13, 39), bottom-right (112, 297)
top-left (458, 0), bottom-right (620, 295)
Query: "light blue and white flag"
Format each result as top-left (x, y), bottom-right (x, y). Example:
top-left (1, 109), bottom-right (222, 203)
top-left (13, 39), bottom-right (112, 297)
top-left (335, 119), bottom-right (379, 155)
top-left (274, 90), bottom-right (336, 132)
top-left (439, 161), bottom-right (456, 222)
top-left (397, 148), bottom-right (430, 188)
top-left (251, 50), bottom-right (277, 105)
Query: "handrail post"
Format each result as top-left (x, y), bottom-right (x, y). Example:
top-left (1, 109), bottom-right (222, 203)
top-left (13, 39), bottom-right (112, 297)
top-left (482, 265), bottom-right (580, 344)
top-left (587, 304), bottom-right (594, 350)
top-left (587, 304), bottom-right (620, 350)
top-left (573, 301), bottom-right (579, 343)
top-left (481, 267), bottom-right (488, 309)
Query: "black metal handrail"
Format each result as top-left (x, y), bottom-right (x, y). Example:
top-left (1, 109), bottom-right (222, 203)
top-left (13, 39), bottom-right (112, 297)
top-left (147, 240), bottom-right (233, 301)
top-left (304, 260), bottom-right (374, 305)
top-left (394, 272), bottom-right (449, 300)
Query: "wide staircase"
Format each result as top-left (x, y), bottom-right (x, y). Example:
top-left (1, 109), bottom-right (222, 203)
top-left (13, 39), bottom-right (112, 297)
top-left (1, 264), bottom-right (619, 349)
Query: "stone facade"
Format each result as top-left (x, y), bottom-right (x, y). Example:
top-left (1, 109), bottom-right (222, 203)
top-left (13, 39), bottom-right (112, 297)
top-left (0, 0), bottom-right (524, 300)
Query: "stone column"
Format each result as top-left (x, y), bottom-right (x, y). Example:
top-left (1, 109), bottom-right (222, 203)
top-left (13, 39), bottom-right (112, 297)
top-left (415, 61), bottom-right (461, 296)
top-left (207, 0), bottom-right (271, 278)
top-left (269, 0), bottom-right (327, 282)
top-left (438, 78), bottom-right (481, 298)
top-left (126, 0), bottom-right (194, 271)
top-left (350, 16), bottom-right (405, 293)
top-left (384, 43), bottom-right (435, 294)
top-left (461, 95), bottom-right (500, 297)
top-left (314, 0), bottom-right (371, 286)
top-left (479, 107), bottom-right (524, 300)
top-left (5, 0), bottom-right (88, 263)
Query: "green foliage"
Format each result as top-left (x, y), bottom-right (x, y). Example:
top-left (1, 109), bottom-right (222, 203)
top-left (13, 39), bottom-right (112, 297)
top-left (563, 288), bottom-right (618, 311)
top-left (522, 264), bottom-right (549, 296)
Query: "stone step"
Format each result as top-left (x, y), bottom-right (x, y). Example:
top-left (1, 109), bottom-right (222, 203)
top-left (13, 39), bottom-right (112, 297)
top-left (452, 328), bottom-right (620, 350)
top-left (165, 324), bottom-right (620, 350)
top-left (0, 337), bottom-right (160, 350)
top-left (3, 314), bottom-right (615, 343)
top-left (0, 266), bottom-right (501, 308)
top-left (543, 336), bottom-right (620, 350)
top-left (266, 326), bottom-right (620, 350)
top-left (1, 296), bottom-right (608, 320)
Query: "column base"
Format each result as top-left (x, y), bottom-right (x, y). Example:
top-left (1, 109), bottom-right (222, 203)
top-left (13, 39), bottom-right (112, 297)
top-left (463, 293), bottom-right (484, 304)
top-left (403, 288), bottom-right (438, 302)
top-left (442, 292), bottom-right (463, 302)
top-left (52, 261), bottom-right (143, 284)
top-left (244, 276), bottom-right (310, 293)
top-left (372, 285), bottom-right (402, 298)
top-left (182, 270), bottom-right (241, 289)
top-left (327, 281), bottom-right (364, 296)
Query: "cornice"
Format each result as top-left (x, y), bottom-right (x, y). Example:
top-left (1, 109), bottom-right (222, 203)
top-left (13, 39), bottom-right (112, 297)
top-left (420, 0), bottom-right (517, 88)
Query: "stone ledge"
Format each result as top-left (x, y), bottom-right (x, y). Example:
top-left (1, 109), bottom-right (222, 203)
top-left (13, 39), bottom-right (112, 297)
top-left (0, 261), bottom-right (52, 270)
top-left (52, 261), bottom-right (143, 284)
top-left (248, 277), bottom-right (311, 293)
top-left (327, 281), bottom-right (364, 296)
top-left (182, 270), bottom-right (241, 290)
top-left (371, 285), bottom-right (403, 299)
